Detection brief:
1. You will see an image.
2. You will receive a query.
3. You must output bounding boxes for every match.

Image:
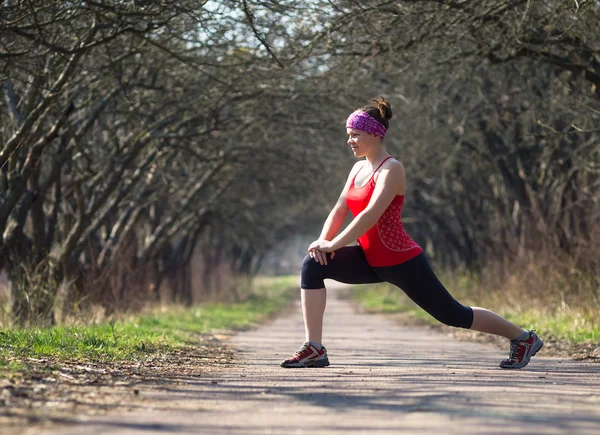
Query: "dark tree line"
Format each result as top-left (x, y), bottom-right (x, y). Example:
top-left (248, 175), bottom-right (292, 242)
top-left (1, 1), bottom-right (598, 325)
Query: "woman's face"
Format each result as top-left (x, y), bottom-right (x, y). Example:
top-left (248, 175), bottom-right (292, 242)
top-left (346, 128), bottom-right (380, 158)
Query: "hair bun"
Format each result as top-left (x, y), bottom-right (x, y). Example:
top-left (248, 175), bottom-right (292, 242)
top-left (370, 96), bottom-right (393, 121)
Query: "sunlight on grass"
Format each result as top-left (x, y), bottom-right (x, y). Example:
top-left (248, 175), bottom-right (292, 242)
top-left (0, 276), bottom-right (297, 365)
top-left (354, 278), bottom-right (600, 344)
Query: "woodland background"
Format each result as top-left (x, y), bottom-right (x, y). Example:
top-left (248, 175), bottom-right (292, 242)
top-left (1, 0), bottom-right (598, 326)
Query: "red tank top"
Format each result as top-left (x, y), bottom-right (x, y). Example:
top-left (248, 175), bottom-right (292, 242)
top-left (346, 156), bottom-right (422, 267)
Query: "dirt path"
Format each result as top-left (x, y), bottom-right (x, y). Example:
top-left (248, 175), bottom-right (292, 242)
top-left (30, 281), bottom-right (600, 434)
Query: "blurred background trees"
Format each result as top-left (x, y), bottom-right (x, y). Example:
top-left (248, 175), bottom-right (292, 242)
top-left (1, 0), bottom-right (598, 326)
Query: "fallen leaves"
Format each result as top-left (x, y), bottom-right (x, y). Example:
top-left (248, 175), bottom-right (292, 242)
top-left (0, 335), bottom-right (235, 431)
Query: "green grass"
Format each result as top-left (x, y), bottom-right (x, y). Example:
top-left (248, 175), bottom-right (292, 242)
top-left (0, 275), bottom-right (297, 366)
top-left (354, 279), bottom-right (600, 344)
top-left (0, 357), bottom-right (26, 371)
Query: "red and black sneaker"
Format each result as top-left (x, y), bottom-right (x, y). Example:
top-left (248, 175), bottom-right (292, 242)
top-left (500, 330), bottom-right (544, 369)
top-left (280, 342), bottom-right (330, 368)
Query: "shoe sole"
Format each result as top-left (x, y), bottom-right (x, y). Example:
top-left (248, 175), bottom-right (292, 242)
top-left (280, 358), bottom-right (330, 368)
top-left (500, 339), bottom-right (544, 369)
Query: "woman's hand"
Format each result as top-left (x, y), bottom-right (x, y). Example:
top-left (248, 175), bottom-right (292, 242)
top-left (308, 240), bottom-right (336, 265)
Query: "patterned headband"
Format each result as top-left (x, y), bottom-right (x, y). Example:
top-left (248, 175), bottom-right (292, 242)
top-left (345, 110), bottom-right (387, 138)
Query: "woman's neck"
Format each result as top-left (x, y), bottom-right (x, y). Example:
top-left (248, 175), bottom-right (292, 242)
top-left (364, 149), bottom-right (389, 166)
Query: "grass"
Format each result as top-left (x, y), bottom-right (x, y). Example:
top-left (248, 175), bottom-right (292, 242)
top-left (354, 271), bottom-right (600, 345)
top-left (0, 275), bottom-right (297, 367)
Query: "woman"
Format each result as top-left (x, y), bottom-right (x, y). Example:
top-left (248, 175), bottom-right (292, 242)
top-left (281, 97), bottom-right (543, 369)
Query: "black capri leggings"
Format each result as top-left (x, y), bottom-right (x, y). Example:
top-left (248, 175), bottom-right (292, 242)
top-left (301, 246), bottom-right (474, 329)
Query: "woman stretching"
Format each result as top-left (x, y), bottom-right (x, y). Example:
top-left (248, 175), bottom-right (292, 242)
top-left (281, 97), bottom-right (543, 370)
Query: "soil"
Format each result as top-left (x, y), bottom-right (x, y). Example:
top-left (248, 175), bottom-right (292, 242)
top-left (1, 281), bottom-right (599, 435)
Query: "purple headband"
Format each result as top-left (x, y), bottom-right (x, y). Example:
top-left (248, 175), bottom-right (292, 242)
top-left (345, 110), bottom-right (387, 138)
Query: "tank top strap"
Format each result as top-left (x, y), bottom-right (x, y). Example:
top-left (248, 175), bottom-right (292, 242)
top-left (370, 156), bottom-right (393, 183)
top-left (351, 156), bottom-right (393, 187)
top-left (351, 161), bottom-right (366, 184)
top-left (374, 156), bottom-right (393, 173)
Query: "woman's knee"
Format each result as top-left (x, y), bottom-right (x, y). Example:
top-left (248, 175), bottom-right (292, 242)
top-left (300, 254), bottom-right (325, 289)
top-left (435, 305), bottom-right (474, 329)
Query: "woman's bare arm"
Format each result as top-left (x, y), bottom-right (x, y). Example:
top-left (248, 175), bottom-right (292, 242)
top-left (318, 161), bottom-right (364, 241)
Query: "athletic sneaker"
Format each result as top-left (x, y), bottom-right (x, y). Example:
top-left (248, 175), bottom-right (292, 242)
top-left (500, 330), bottom-right (544, 369)
top-left (280, 342), bottom-right (330, 368)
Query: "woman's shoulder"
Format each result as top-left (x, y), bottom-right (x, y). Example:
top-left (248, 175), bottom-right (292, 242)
top-left (382, 157), bottom-right (405, 172)
top-left (374, 158), bottom-right (405, 185)
top-left (349, 160), bottom-right (366, 175)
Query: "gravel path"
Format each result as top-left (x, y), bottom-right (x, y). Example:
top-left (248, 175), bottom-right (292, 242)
top-left (41, 280), bottom-right (600, 435)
